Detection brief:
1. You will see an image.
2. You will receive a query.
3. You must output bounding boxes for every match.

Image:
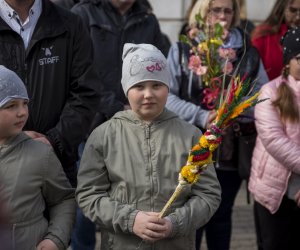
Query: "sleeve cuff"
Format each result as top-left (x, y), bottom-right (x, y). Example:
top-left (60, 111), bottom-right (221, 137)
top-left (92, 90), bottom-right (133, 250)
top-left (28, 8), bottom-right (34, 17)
top-left (166, 214), bottom-right (179, 238)
top-left (127, 210), bottom-right (140, 233)
top-left (44, 234), bottom-right (65, 250)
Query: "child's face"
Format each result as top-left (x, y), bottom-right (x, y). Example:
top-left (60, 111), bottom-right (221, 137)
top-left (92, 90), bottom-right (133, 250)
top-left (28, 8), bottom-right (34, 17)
top-left (0, 99), bottom-right (28, 144)
top-left (127, 81), bottom-right (168, 122)
top-left (289, 53), bottom-right (300, 80)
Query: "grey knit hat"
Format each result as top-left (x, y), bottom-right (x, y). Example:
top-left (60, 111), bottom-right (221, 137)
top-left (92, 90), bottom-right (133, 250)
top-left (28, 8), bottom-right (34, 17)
top-left (121, 43), bottom-right (170, 96)
top-left (0, 65), bottom-right (28, 108)
top-left (281, 27), bottom-right (300, 65)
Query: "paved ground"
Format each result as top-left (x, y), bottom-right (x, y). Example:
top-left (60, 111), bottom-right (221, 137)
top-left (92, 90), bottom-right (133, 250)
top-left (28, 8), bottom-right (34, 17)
top-left (70, 181), bottom-right (257, 250)
top-left (200, 180), bottom-right (257, 250)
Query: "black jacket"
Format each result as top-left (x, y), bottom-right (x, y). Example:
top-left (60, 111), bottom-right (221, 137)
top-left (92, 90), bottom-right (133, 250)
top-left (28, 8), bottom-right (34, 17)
top-left (0, 0), bottom-right (100, 174)
top-left (72, 0), bottom-right (169, 106)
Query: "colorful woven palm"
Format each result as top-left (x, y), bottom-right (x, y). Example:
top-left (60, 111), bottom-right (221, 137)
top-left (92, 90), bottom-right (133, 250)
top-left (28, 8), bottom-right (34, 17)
top-left (159, 75), bottom-right (266, 218)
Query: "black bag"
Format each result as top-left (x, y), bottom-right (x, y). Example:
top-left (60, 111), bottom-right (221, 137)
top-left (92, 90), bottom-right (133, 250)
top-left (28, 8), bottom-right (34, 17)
top-left (233, 122), bottom-right (257, 180)
top-left (237, 132), bottom-right (257, 180)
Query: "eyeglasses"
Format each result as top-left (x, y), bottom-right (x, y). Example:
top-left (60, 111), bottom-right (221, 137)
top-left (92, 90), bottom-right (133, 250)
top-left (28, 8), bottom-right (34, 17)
top-left (294, 56), bottom-right (300, 64)
top-left (210, 7), bottom-right (234, 16)
top-left (287, 6), bottom-right (300, 16)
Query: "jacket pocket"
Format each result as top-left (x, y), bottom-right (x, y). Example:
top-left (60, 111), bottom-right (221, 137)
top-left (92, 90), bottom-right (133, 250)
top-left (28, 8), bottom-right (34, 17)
top-left (257, 151), bottom-right (269, 179)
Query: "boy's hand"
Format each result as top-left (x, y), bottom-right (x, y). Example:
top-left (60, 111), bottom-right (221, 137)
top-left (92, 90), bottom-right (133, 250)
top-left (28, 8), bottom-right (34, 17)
top-left (36, 239), bottom-right (58, 250)
top-left (133, 211), bottom-right (171, 242)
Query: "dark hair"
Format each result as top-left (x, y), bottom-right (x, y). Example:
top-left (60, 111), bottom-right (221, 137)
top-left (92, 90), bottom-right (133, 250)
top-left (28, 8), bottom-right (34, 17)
top-left (252, 0), bottom-right (291, 38)
top-left (272, 66), bottom-right (299, 122)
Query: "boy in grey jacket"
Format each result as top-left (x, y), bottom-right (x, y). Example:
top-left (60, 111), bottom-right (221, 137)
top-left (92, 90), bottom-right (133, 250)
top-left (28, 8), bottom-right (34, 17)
top-left (0, 65), bottom-right (75, 250)
top-left (76, 43), bottom-right (221, 250)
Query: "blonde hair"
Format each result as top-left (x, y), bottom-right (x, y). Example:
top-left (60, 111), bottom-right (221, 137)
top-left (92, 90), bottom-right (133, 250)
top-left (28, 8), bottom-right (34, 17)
top-left (238, 0), bottom-right (247, 20)
top-left (188, 0), bottom-right (240, 28)
top-left (272, 66), bottom-right (299, 123)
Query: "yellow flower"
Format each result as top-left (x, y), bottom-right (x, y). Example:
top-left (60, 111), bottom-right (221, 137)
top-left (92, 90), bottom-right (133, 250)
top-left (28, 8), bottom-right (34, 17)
top-left (199, 135), bottom-right (209, 148)
top-left (198, 42), bottom-right (208, 52)
top-left (209, 143), bottom-right (219, 152)
top-left (181, 165), bottom-right (199, 184)
top-left (209, 38), bottom-right (223, 46)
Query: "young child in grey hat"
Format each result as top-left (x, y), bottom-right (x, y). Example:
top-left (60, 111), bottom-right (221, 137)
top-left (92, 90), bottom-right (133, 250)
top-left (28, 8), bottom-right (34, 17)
top-left (76, 43), bottom-right (221, 250)
top-left (0, 65), bottom-right (75, 250)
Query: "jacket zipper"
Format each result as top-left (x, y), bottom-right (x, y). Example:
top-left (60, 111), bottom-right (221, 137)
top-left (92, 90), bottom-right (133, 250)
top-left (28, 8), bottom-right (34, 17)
top-left (145, 124), bottom-right (154, 212)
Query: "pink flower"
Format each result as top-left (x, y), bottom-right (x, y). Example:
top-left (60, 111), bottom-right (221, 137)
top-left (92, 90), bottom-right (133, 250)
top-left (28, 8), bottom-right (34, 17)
top-left (188, 55), bottom-right (208, 76)
top-left (218, 48), bottom-right (236, 60)
top-left (222, 61), bottom-right (233, 74)
top-left (196, 65), bottom-right (208, 75)
top-left (188, 55), bottom-right (201, 70)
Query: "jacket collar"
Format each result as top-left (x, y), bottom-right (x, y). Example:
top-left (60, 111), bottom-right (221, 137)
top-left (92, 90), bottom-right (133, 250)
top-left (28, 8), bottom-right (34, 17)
top-left (0, 0), bottom-right (68, 41)
top-left (114, 108), bottom-right (178, 125)
top-left (31, 0), bottom-right (67, 40)
top-left (0, 132), bottom-right (31, 158)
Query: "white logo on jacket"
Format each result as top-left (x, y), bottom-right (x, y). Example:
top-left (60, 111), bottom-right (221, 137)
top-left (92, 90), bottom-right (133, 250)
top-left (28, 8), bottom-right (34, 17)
top-left (39, 46), bottom-right (60, 65)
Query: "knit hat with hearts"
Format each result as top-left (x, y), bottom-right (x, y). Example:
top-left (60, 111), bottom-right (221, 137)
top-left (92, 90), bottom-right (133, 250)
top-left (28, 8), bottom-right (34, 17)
top-left (121, 43), bottom-right (170, 96)
top-left (0, 65), bottom-right (28, 108)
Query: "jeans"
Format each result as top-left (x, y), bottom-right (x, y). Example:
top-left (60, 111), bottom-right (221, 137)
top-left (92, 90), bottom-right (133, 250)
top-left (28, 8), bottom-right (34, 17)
top-left (71, 143), bottom-right (96, 250)
top-left (196, 169), bottom-right (242, 250)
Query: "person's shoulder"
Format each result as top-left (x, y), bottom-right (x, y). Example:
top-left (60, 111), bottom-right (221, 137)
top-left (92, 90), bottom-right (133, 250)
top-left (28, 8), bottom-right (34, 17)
top-left (166, 110), bottom-right (201, 134)
top-left (72, 0), bottom-right (101, 11)
top-left (24, 137), bottom-right (53, 154)
top-left (251, 24), bottom-right (275, 40)
top-left (261, 75), bottom-right (283, 93)
top-left (45, 0), bottom-right (84, 24)
top-left (89, 111), bottom-right (126, 134)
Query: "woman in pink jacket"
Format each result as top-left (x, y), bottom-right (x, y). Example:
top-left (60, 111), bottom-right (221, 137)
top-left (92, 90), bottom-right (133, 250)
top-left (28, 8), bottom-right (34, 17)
top-left (249, 27), bottom-right (300, 250)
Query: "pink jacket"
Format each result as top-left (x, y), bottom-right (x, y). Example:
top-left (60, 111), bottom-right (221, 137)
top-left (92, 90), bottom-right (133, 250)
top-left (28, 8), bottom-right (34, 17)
top-left (248, 75), bottom-right (300, 214)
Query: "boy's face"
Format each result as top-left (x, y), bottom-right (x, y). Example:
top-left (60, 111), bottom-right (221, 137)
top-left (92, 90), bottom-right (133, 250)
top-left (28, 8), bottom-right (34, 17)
top-left (127, 81), bottom-right (168, 122)
top-left (0, 99), bottom-right (28, 144)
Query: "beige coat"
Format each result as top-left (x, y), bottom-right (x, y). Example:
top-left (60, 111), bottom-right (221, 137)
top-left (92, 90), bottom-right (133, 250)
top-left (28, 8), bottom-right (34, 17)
top-left (0, 133), bottom-right (76, 250)
top-left (77, 109), bottom-right (221, 250)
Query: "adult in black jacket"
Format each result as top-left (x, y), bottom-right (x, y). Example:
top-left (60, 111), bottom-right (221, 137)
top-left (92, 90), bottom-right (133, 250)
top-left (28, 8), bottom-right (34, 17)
top-left (0, 0), bottom-right (100, 187)
top-left (71, 0), bottom-right (169, 115)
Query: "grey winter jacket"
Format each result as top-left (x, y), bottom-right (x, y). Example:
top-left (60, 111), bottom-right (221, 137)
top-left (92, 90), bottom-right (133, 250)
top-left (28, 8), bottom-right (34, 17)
top-left (77, 109), bottom-right (221, 250)
top-left (0, 133), bottom-right (76, 250)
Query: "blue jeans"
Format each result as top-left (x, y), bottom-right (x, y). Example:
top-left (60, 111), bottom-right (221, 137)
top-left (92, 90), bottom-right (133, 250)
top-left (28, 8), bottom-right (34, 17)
top-left (71, 143), bottom-right (96, 250)
top-left (196, 169), bottom-right (242, 250)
